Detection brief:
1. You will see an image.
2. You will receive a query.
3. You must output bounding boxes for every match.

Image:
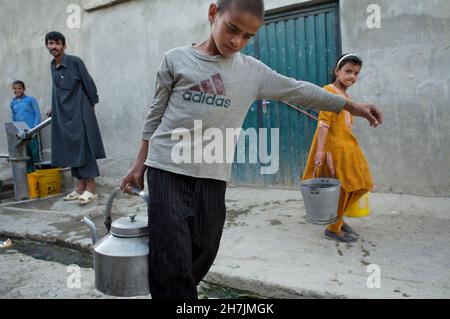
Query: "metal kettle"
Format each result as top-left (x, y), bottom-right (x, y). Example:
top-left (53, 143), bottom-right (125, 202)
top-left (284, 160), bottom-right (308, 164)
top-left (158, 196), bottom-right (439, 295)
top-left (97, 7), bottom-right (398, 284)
top-left (83, 187), bottom-right (150, 297)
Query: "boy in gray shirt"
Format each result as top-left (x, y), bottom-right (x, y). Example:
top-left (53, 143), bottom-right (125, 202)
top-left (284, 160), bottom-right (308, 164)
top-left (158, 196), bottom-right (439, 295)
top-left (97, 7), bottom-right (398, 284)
top-left (121, 0), bottom-right (383, 299)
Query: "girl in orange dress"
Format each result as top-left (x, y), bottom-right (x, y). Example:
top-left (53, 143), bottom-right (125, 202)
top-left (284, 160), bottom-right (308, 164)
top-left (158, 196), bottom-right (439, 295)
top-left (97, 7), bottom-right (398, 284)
top-left (302, 54), bottom-right (374, 243)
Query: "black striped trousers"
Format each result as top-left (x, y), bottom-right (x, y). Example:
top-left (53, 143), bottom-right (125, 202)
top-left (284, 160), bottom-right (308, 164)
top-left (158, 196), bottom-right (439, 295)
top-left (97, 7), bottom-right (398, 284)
top-left (147, 167), bottom-right (227, 299)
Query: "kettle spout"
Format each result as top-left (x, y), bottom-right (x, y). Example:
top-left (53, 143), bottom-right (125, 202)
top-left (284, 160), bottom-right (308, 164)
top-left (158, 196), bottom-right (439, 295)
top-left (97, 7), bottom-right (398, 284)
top-left (82, 217), bottom-right (99, 245)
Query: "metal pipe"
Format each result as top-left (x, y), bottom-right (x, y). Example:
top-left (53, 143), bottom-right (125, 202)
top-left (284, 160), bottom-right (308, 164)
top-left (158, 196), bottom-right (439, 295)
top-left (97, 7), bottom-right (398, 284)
top-left (282, 101), bottom-right (318, 121)
top-left (24, 117), bottom-right (52, 139)
top-left (10, 160), bottom-right (29, 200)
top-left (3, 118), bottom-right (52, 201)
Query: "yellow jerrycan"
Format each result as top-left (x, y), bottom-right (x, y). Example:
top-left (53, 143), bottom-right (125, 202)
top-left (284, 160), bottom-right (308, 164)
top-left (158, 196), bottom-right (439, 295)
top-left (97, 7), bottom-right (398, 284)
top-left (345, 192), bottom-right (370, 218)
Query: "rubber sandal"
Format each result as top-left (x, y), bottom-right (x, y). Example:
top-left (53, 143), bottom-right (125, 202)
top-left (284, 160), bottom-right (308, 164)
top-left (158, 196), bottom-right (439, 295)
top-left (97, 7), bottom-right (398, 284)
top-left (78, 191), bottom-right (98, 206)
top-left (324, 229), bottom-right (358, 243)
top-left (63, 190), bottom-right (81, 201)
top-left (342, 223), bottom-right (359, 237)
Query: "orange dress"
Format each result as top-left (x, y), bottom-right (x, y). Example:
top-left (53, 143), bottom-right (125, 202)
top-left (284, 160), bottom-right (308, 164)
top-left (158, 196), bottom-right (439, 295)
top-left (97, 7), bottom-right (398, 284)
top-left (302, 85), bottom-right (373, 233)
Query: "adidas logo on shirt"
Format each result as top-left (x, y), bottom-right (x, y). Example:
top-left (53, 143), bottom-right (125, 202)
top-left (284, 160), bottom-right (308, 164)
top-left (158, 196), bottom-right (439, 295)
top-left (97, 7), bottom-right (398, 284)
top-left (183, 73), bottom-right (232, 108)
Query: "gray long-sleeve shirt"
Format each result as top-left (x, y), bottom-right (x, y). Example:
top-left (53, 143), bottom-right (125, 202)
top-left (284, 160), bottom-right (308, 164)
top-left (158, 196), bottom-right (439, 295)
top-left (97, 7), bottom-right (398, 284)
top-left (143, 45), bottom-right (346, 181)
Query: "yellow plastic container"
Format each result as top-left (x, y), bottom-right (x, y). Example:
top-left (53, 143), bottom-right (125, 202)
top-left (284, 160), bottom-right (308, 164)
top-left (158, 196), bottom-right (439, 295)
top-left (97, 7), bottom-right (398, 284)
top-left (36, 168), bottom-right (61, 198)
top-left (27, 172), bottom-right (40, 199)
top-left (345, 192), bottom-right (370, 218)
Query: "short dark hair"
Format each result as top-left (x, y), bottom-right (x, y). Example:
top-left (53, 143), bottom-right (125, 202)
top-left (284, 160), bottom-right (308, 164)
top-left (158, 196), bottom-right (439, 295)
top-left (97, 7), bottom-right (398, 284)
top-left (330, 53), bottom-right (363, 83)
top-left (45, 31), bottom-right (66, 46)
top-left (12, 80), bottom-right (26, 89)
top-left (217, 0), bottom-right (265, 21)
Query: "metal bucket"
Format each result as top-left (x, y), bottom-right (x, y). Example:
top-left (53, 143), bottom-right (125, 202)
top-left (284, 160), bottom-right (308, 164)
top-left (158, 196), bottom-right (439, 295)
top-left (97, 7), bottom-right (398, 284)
top-left (301, 177), bottom-right (341, 225)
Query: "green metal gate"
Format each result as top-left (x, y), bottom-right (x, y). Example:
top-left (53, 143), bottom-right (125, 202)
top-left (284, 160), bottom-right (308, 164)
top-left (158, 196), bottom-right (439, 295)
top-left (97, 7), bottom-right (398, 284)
top-left (231, 2), bottom-right (341, 188)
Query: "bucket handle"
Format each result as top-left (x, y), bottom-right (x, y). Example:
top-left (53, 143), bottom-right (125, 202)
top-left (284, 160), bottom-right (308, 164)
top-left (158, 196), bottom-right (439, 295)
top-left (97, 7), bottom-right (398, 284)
top-left (313, 152), bottom-right (336, 179)
top-left (104, 185), bottom-right (149, 234)
top-left (309, 169), bottom-right (321, 195)
top-left (312, 167), bottom-right (319, 179)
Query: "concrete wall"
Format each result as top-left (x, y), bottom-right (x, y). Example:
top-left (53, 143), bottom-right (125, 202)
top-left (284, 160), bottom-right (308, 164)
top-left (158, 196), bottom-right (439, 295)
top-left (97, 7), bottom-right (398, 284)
top-left (0, 0), bottom-right (84, 180)
top-left (0, 0), bottom-right (212, 182)
top-left (340, 0), bottom-right (450, 196)
top-left (1, 0), bottom-right (449, 196)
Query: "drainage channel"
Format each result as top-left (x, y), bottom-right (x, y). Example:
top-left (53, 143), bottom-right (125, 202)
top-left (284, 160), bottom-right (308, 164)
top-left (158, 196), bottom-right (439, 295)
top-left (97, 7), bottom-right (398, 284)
top-left (0, 236), bottom-right (263, 299)
top-left (0, 236), bottom-right (92, 268)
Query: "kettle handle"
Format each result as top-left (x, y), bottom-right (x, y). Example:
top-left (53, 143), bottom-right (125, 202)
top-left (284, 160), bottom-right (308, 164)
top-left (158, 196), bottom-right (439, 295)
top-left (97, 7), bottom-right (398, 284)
top-left (130, 185), bottom-right (150, 204)
top-left (104, 188), bottom-right (121, 233)
top-left (104, 186), bottom-right (149, 233)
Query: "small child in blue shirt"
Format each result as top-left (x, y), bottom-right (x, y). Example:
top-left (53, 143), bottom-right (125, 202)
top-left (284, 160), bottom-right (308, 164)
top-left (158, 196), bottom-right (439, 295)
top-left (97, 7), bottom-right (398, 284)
top-left (10, 80), bottom-right (43, 172)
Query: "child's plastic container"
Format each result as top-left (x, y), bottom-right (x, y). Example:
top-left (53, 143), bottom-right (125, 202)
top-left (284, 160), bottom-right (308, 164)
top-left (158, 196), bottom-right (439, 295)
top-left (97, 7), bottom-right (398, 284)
top-left (36, 168), bottom-right (61, 198)
top-left (345, 192), bottom-right (370, 218)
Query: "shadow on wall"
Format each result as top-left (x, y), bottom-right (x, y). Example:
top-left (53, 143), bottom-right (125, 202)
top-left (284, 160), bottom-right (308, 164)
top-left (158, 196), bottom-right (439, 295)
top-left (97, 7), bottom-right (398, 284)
top-left (0, 160), bottom-right (12, 181)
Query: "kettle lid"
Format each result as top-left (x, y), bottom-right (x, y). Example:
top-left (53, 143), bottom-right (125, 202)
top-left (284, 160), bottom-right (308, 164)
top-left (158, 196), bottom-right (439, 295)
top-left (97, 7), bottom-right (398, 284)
top-left (111, 214), bottom-right (149, 237)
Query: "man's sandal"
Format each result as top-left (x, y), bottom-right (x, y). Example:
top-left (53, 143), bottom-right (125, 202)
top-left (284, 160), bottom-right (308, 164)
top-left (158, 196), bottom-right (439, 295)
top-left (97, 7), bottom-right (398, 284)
top-left (63, 191), bottom-right (81, 201)
top-left (324, 229), bottom-right (359, 243)
top-left (78, 191), bottom-right (98, 206)
top-left (342, 223), bottom-right (359, 237)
